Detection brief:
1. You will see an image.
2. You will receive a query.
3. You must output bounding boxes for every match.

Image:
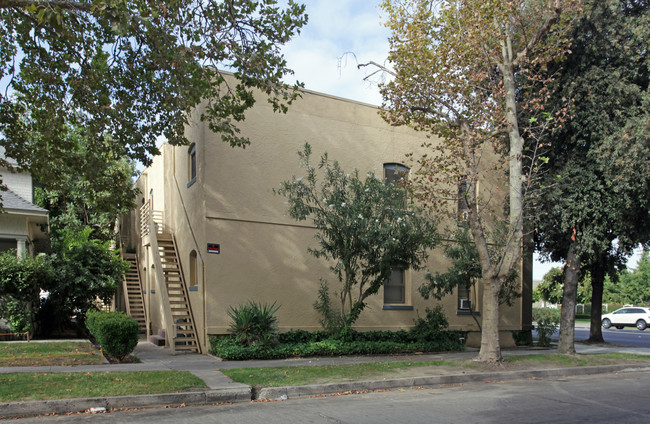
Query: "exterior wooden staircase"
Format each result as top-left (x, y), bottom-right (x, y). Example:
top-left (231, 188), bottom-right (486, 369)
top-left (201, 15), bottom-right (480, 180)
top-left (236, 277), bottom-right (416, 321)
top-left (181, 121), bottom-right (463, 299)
top-left (122, 253), bottom-right (147, 333)
top-left (156, 233), bottom-right (200, 353)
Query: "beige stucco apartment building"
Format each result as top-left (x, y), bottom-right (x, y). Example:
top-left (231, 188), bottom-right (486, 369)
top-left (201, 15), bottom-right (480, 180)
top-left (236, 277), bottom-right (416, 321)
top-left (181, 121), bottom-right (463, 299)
top-left (121, 82), bottom-right (533, 353)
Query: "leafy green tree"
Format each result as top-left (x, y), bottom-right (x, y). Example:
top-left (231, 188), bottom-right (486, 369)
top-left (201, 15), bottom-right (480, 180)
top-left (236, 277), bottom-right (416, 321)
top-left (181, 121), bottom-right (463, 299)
top-left (277, 143), bottom-right (439, 328)
top-left (0, 0), bottom-right (307, 172)
top-left (535, 268), bottom-right (565, 306)
top-left (419, 228), bottom-right (520, 330)
top-left (534, 267), bottom-right (591, 305)
top-left (604, 251), bottom-right (650, 305)
top-left (373, 0), bottom-right (580, 362)
top-left (533, 0), bottom-right (650, 351)
top-left (0, 251), bottom-right (54, 334)
top-left (39, 227), bottom-right (129, 335)
top-left (34, 126), bottom-right (137, 242)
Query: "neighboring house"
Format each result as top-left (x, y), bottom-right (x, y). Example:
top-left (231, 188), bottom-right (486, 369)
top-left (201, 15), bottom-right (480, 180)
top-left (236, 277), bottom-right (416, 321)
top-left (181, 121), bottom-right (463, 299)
top-left (120, 76), bottom-right (533, 354)
top-left (0, 151), bottom-right (49, 257)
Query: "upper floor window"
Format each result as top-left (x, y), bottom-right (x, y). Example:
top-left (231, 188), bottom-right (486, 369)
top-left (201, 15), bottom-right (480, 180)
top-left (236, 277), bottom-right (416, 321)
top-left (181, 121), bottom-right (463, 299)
top-left (383, 163), bottom-right (409, 209)
top-left (187, 143), bottom-right (197, 187)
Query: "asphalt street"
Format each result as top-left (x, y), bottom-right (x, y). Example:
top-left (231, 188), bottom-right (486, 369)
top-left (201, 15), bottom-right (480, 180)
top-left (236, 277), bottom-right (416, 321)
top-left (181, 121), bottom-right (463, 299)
top-left (12, 369), bottom-right (650, 423)
top-left (573, 327), bottom-right (650, 348)
top-left (5, 324), bottom-right (649, 421)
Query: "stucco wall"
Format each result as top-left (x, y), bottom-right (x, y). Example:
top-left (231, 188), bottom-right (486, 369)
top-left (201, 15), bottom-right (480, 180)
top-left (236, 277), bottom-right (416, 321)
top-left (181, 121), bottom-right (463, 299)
top-left (133, 81), bottom-right (530, 350)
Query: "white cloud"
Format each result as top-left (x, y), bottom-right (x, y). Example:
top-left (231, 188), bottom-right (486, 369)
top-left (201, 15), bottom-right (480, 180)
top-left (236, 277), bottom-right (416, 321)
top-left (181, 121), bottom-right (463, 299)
top-left (282, 0), bottom-right (391, 105)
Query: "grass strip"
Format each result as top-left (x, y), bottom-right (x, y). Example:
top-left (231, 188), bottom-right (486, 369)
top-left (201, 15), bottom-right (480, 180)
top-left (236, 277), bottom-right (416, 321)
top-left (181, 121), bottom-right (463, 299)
top-left (222, 360), bottom-right (455, 387)
top-left (504, 352), bottom-right (650, 366)
top-left (0, 342), bottom-right (102, 367)
top-left (224, 353), bottom-right (650, 387)
top-left (0, 370), bottom-right (207, 402)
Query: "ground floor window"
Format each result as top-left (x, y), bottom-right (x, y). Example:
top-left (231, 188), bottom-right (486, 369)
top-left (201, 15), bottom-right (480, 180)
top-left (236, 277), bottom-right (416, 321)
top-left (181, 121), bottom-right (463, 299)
top-left (458, 282), bottom-right (472, 310)
top-left (384, 265), bottom-right (406, 304)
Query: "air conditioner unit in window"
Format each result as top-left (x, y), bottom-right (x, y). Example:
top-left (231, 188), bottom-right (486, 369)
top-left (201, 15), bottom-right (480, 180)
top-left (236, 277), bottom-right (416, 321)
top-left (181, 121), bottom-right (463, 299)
top-left (459, 299), bottom-right (472, 310)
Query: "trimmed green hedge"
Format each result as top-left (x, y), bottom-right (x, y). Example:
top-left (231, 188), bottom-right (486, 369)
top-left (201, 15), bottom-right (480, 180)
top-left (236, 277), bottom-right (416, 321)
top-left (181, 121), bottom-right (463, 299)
top-left (86, 310), bottom-right (139, 361)
top-left (211, 330), bottom-right (466, 360)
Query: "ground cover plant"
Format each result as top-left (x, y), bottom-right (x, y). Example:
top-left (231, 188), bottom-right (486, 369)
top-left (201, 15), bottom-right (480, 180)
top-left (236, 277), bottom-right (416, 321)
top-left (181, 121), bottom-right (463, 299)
top-left (222, 353), bottom-right (650, 387)
top-left (0, 342), bottom-right (102, 367)
top-left (0, 371), bottom-right (207, 402)
top-left (211, 305), bottom-right (466, 360)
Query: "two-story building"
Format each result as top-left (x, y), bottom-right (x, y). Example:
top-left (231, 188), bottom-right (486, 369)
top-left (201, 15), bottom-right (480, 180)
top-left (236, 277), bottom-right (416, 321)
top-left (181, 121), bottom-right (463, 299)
top-left (120, 78), bottom-right (532, 354)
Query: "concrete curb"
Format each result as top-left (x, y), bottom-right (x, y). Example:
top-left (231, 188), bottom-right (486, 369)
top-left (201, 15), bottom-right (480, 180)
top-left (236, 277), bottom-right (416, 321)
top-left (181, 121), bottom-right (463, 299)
top-left (255, 364), bottom-right (650, 400)
top-left (3, 365), bottom-right (650, 418)
top-left (0, 387), bottom-right (252, 419)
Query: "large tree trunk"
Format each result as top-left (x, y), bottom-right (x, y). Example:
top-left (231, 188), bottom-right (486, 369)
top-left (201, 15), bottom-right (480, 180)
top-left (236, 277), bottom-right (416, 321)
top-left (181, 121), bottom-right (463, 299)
top-left (588, 260), bottom-right (605, 343)
top-left (558, 242), bottom-right (580, 354)
top-left (475, 275), bottom-right (502, 363)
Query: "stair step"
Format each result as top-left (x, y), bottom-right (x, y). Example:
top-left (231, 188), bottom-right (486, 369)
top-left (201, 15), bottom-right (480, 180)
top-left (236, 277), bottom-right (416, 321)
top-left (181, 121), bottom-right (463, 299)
top-left (174, 346), bottom-right (199, 352)
top-left (123, 255), bottom-right (147, 336)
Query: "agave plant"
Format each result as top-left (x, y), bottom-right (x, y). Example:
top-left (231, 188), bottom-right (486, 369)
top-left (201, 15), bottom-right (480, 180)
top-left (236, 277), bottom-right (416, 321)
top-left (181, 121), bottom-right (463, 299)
top-left (227, 300), bottom-right (280, 346)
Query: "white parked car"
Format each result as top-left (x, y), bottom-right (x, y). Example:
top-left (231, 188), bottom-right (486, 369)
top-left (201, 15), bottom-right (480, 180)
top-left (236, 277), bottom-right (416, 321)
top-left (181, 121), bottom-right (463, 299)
top-left (601, 307), bottom-right (650, 331)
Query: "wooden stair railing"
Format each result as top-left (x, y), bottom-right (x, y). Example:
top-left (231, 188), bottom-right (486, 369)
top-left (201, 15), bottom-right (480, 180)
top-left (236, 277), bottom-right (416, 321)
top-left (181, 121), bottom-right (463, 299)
top-left (155, 233), bottom-right (201, 354)
top-left (122, 253), bottom-right (147, 333)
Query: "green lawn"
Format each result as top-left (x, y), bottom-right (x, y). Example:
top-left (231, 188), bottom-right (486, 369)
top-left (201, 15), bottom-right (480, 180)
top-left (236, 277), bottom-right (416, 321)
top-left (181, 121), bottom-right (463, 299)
top-left (222, 360), bottom-right (456, 387)
top-left (504, 352), bottom-right (650, 366)
top-left (0, 371), bottom-right (207, 402)
top-left (0, 342), bottom-right (103, 366)
top-left (223, 353), bottom-right (650, 387)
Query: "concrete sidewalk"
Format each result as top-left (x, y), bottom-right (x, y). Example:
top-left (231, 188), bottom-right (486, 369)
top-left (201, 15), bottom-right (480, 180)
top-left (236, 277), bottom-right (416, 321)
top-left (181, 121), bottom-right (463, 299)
top-left (1, 340), bottom-right (649, 419)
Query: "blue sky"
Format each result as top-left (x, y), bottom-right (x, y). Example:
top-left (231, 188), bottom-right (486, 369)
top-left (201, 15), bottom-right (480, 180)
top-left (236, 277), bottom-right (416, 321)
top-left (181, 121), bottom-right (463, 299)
top-left (281, 0), bottom-right (390, 105)
top-left (280, 0), bottom-right (643, 280)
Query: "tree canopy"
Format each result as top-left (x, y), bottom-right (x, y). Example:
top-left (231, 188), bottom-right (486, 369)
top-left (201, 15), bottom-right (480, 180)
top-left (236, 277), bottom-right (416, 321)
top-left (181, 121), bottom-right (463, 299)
top-left (277, 143), bottom-right (439, 329)
top-left (0, 0), bottom-right (307, 171)
top-left (604, 250), bottom-right (650, 305)
top-left (378, 0), bottom-right (580, 362)
top-left (34, 125), bottom-right (137, 241)
top-left (533, 0), bottom-right (650, 351)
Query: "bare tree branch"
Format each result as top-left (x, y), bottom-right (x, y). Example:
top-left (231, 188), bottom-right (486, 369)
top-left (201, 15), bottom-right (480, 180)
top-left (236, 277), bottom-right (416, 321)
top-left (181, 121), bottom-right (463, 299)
top-left (357, 60), bottom-right (397, 77)
top-left (0, 0), bottom-right (93, 11)
top-left (513, 3), bottom-right (562, 66)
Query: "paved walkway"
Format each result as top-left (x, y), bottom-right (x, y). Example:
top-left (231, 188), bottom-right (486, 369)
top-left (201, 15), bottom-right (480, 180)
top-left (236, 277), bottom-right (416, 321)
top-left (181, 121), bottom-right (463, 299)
top-left (2, 339), bottom-right (649, 418)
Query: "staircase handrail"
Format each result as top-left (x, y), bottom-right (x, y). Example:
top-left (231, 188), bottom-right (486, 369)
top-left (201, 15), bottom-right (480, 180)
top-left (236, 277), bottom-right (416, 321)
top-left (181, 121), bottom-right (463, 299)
top-left (171, 156), bottom-right (205, 350)
top-left (145, 212), bottom-right (178, 354)
top-left (121, 254), bottom-right (133, 317)
top-left (120, 252), bottom-right (147, 332)
top-left (170, 234), bottom-right (202, 354)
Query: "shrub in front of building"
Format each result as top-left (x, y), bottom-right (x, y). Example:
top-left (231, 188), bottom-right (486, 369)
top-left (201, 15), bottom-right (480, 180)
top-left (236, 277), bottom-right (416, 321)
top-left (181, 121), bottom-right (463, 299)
top-left (211, 307), bottom-right (465, 360)
top-left (533, 307), bottom-right (561, 347)
top-left (86, 310), bottom-right (139, 361)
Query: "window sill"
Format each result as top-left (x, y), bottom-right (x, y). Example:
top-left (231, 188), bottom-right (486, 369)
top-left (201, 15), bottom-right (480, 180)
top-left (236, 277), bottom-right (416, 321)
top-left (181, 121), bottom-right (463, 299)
top-left (457, 310), bottom-right (479, 315)
top-left (187, 178), bottom-right (196, 188)
top-left (383, 305), bottom-right (413, 310)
